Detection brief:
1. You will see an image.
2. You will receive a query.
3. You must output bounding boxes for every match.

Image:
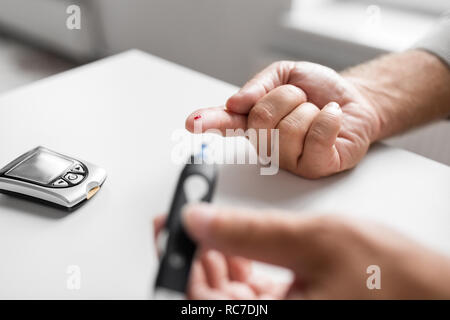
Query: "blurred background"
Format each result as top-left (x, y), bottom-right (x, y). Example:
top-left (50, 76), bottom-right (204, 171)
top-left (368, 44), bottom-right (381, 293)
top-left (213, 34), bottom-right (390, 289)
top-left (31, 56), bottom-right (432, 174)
top-left (0, 0), bottom-right (448, 164)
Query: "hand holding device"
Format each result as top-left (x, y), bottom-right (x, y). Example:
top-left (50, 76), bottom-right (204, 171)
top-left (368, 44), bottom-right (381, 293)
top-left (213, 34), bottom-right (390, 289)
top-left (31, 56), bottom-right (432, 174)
top-left (183, 204), bottom-right (450, 300)
top-left (154, 147), bottom-right (218, 299)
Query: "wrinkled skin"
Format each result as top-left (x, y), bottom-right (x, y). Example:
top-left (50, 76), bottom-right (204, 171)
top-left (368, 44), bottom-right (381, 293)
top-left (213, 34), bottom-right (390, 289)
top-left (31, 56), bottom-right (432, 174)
top-left (186, 61), bottom-right (381, 178)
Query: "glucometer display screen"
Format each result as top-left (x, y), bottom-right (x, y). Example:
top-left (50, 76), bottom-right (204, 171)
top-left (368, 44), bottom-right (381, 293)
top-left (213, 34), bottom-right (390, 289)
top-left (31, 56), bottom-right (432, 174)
top-left (6, 151), bottom-right (73, 184)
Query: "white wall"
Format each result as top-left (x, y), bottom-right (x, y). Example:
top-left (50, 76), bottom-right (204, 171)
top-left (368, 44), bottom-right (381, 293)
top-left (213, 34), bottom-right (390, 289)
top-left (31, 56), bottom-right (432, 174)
top-left (96, 0), bottom-right (291, 86)
top-left (0, 0), bottom-right (100, 60)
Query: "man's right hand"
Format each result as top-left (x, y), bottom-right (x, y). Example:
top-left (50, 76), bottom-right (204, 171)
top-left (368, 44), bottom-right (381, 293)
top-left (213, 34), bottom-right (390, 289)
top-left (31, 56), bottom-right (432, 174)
top-left (181, 203), bottom-right (450, 299)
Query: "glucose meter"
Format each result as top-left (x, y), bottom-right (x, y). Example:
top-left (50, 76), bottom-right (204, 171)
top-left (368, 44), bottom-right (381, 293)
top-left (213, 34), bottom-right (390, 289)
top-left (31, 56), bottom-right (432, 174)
top-left (0, 146), bottom-right (107, 210)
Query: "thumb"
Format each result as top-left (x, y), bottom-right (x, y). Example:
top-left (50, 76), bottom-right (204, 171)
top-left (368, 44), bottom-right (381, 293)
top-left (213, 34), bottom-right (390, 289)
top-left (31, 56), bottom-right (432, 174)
top-left (298, 102), bottom-right (342, 178)
top-left (182, 203), bottom-right (318, 270)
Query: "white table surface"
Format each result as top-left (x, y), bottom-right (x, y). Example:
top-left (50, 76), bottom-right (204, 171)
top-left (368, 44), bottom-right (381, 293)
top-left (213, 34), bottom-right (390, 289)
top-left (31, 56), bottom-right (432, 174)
top-left (0, 50), bottom-right (449, 299)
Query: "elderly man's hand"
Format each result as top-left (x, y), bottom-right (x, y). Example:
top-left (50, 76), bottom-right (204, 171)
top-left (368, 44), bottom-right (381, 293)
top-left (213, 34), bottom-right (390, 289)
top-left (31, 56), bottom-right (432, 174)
top-left (178, 204), bottom-right (450, 299)
top-left (186, 50), bottom-right (450, 178)
top-left (186, 61), bottom-right (380, 178)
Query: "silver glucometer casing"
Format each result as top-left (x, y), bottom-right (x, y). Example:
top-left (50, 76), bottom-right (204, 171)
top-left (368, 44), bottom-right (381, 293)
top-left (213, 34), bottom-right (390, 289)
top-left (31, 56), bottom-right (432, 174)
top-left (0, 146), bottom-right (107, 211)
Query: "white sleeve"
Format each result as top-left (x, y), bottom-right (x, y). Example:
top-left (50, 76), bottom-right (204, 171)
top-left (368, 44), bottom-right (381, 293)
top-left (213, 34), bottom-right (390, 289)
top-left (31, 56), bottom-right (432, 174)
top-left (413, 18), bottom-right (450, 67)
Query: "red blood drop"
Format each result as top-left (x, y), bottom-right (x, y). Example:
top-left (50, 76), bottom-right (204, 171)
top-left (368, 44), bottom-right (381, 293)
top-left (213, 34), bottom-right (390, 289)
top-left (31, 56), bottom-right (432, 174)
top-left (194, 115), bottom-right (202, 120)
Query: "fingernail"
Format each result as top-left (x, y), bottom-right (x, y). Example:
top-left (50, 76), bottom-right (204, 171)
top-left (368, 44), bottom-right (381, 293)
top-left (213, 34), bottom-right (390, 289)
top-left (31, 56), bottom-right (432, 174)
top-left (227, 91), bottom-right (244, 108)
top-left (327, 102), bottom-right (342, 113)
top-left (182, 203), bottom-right (216, 240)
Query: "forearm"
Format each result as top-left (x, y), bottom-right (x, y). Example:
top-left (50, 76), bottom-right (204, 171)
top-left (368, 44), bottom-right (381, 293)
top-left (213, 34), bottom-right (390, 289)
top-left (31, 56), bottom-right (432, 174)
top-left (342, 50), bottom-right (450, 141)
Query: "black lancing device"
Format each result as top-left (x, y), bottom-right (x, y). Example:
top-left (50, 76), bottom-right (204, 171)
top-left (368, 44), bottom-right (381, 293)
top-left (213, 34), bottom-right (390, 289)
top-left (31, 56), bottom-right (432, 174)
top-left (154, 146), bottom-right (218, 299)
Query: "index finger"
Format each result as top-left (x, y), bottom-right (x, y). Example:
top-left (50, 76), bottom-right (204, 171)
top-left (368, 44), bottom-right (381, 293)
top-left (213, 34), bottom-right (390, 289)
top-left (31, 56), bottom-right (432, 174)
top-left (153, 214), bottom-right (166, 241)
top-left (182, 203), bottom-right (320, 271)
top-left (186, 106), bottom-right (247, 135)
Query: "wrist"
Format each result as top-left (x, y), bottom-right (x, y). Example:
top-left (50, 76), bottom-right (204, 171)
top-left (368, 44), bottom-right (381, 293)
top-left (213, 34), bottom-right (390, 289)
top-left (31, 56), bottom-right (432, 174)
top-left (342, 50), bottom-right (450, 142)
top-left (343, 75), bottom-right (385, 142)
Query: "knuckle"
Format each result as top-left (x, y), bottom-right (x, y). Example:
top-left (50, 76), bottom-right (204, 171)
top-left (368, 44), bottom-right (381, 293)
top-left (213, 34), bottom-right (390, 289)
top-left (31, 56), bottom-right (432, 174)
top-left (277, 116), bottom-right (300, 135)
top-left (324, 109), bottom-right (341, 121)
top-left (280, 84), bottom-right (305, 100)
top-left (319, 215), bottom-right (364, 241)
top-left (270, 60), bottom-right (293, 69)
top-left (273, 61), bottom-right (296, 82)
top-left (268, 61), bottom-right (282, 69)
top-left (321, 111), bottom-right (339, 125)
top-left (307, 215), bottom-right (349, 243)
top-left (308, 116), bottom-right (339, 143)
top-left (308, 124), bottom-right (327, 142)
top-left (300, 102), bottom-right (319, 112)
top-left (248, 102), bottom-right (274, 127)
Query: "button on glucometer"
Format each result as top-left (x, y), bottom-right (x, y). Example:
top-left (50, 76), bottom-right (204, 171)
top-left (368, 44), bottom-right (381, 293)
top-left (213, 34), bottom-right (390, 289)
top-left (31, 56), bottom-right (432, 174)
top-left (66, 173), bottom-right (77, 180)
top-left (52, 179), bottom-right (69, 187)
top-left (71, 164), bottom-right (85, 174)
top-left (64, 173), bottom-right (83, 185)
